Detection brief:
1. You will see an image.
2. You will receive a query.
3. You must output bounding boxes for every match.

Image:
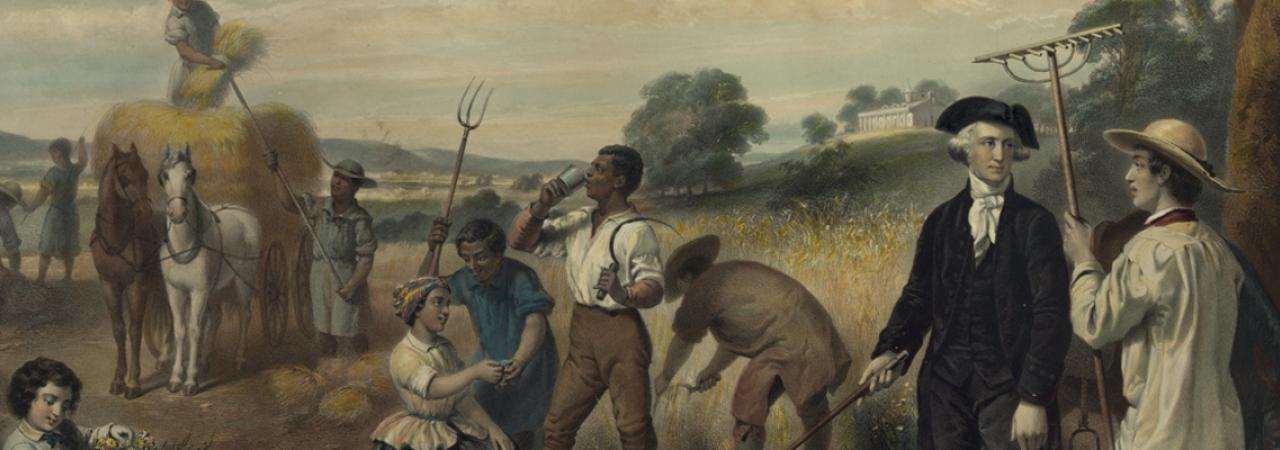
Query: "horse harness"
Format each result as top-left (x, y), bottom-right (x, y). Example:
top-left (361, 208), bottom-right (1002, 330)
top-left (160, 193), bottom-right (260, 292)
top-left (92, 161), bottom-right (162, 273)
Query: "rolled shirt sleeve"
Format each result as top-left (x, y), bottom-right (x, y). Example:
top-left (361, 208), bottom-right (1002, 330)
top-left (164, 13), bottom-right (189, 46)
top-left (510, 266), bottom-right (554, 318)
top-left (354, 215), bottom-right (378, 257)
top-left (392, 349), bottom-right (440, 399)
top-left (509, 207), bottom-right (582, 258)
top-left (616, 221), bottom-right (664, 291)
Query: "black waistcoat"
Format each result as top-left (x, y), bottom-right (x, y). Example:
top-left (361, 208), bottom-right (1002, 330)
top-left (933, 250), bottom-right (1015, 387)
top-left (872, 183), bottom-right (1072, 405)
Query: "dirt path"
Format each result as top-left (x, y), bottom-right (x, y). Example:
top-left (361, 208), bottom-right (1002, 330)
top-left (0, 256), bottom-right (394, 450)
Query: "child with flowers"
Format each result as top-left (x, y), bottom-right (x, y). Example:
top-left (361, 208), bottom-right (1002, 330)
top-left (4, 358), bottom-right (140, 450)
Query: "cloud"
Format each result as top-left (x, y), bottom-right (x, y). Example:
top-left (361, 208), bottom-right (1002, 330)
top-left (987, 8), bottom-right (1078, 30)
top-left (1, 0), bottom-right (1091, 160)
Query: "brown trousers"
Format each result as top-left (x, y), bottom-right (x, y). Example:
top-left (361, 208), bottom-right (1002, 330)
top-left (543, 304), bottom-right (656, 450)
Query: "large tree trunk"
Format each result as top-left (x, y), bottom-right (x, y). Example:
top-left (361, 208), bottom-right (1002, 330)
top-left (1225, 0), bottom-right (1280, 306)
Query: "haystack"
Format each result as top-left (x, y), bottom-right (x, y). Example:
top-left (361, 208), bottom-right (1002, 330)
top-left (265, 366), bottom-right (327, 413)
top-left (178, 19), bottom-right (267, 110)
top-left (318, 384), bottom-right (373, 424)
top-left (92, 101), bottom-right (323, 248)
top-left (346, 352), bottom-right (393, 394)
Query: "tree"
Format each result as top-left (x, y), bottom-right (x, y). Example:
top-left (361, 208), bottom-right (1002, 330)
top-left (1226, 0), bottom-right (1280, 304)
top-left (913, 79), bottom-right (959, 104)
top-left (995, 84), bottom-right (1056, 134)
top-left (769, 142), bottom-right (879, 208)
top-left (877, 87), bottom-right (906, 106)
top-left (1030, 0), bottom-right (1237, 223)
top-left (510, 173), bottom-right (543, 191)
top-left (836, 85), bottom-right (878, 132)
top-left (624, 68), bottom-right (769, 196)
top-left (801, 113), bottom-right (837, 144)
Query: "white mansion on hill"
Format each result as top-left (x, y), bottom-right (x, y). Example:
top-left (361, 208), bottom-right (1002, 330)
top-left (856, 93), bottom-right (946, 132)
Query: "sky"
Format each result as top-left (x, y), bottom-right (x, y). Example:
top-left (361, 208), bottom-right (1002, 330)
top-left (0, 0), bottom-right (1092, 160)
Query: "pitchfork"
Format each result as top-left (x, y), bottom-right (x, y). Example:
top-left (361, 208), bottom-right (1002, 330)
top-left (419, 78), bottom-right (494, 277)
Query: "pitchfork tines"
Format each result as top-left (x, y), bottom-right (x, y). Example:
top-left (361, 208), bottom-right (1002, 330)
top-left (458, 78), bottom-right (494, 130)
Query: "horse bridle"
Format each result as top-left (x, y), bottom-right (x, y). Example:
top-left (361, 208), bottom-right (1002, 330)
top-left (92, 155), bottom-right (158, 267)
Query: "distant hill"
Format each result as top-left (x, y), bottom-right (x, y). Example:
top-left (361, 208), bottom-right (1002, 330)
top-left (0, 131), bottom-right (49, 161)
top-left (646, 128), bottom-right (961, 211)
top-left (406, 147), bottom-right (587, 178)
top-left (651, 127), bottom-right (1057, 213)
top-left (318, 138), bottom-right (587, 178)
top-left (320, 139), bottom-right (446, 173)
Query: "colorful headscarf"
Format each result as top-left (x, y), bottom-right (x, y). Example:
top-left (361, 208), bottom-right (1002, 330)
top-left (391, 276), bottom-right (450, 326)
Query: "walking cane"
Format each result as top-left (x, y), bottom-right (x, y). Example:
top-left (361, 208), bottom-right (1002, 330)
top-left (227, 76), bottom-right (346, 293)
top-left (784, 351), bottom-right (909, 450)
top-left (417, 78), bottom-right (493, 277)
top-left (973, 23), bottom-right (1124, 450)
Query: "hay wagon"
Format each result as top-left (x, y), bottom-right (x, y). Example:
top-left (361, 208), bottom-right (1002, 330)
top-left (93, 101), bottom-right (326, 353)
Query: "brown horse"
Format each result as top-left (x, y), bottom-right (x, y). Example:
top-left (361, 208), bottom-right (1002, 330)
top-left (90, 143), bottom-right (172, 399)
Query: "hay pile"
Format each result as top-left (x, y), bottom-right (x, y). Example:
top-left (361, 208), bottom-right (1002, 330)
top-left (263, 352), bottom-right (394, 424)
top-left (178, 19), bottom-right (267, 110)
top-left (92, 101), bottom-right (323, 247)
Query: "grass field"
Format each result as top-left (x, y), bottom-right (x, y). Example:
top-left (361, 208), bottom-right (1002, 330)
top-left (0, 128), bottom-right (1074, 448)
top-left (359, 197), bottom-right (926, 449)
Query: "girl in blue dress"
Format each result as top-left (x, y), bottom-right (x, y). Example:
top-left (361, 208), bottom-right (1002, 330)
top-left (24, 137), bottom-right (87, 286)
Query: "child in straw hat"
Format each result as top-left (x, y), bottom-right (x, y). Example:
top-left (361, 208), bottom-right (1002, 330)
top-left (0, 181), bottom-right (23, 275)
top-left (371, 276), bottom-right (514, 450)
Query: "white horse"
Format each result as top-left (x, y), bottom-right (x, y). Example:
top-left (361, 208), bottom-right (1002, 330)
top-left (158, 146), bottom-right (261, 396)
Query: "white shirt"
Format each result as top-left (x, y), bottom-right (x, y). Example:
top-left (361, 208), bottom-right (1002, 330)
top-left (1070, 221), bottom-right (1244, 450)
top-left (968, 171), bottom-right (1009, 260)
top-left (528, 206), bottom-right (664, 311)
top-left (164, 2), bottom-right (219, 54)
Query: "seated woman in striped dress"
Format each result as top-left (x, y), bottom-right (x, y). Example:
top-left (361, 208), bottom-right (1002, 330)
top-left (371, 276), bottom-right (514, 450)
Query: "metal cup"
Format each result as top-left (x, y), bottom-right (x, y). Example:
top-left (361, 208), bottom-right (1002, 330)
top-left (556, 165), bottom-right (587, 194)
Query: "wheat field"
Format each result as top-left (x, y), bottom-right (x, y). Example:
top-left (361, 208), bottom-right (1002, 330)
top-left (362, 197), bottom-right (925, 449)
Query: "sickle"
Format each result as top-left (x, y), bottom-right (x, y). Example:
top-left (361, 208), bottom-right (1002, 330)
top-left (596, 216), bottom-right (679, 300)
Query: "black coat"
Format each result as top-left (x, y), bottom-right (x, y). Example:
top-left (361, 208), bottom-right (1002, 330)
top-left (873, 184), bottom-right (1071, 405)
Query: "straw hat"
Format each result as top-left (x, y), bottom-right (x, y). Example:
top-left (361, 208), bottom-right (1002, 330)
top-left (1103, 118), bottom-right (1242, 192)
top-left (0, 181), bottom-right (24, 207)
top-left (663, 235), bottom-right (721, 302)
top-left (324, 158), bottom-right (378, 188)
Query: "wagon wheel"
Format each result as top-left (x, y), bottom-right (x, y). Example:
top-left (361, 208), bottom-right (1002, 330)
top-left (294, 234), bottom-right (316, 340)
top-left (257, 241), bottom-right (289, 345)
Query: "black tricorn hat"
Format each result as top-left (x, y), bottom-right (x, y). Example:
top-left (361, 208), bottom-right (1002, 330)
top-left (935, 96), bottom-right (1040, 150)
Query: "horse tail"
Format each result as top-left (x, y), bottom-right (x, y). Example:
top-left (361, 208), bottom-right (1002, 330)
top-left (143, 278), bottom-right (172, 359)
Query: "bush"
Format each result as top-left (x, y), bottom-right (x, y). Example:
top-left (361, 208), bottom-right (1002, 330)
top-left (372, 189), bottom-right (520, 243)
top-left (510, 173), bottom-right (544, 191)
top-left (769, 142), bottom-right (880, 209)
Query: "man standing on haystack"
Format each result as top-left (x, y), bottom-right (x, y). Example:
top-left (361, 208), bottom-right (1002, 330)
top-left (164, 0), bottom-right (224, 107)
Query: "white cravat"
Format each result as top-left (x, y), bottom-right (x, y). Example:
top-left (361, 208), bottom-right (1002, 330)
top-left (968, 171), bottom-right (1010, 260)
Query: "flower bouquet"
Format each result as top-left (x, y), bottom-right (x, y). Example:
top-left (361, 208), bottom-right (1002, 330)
top-left (90, 429), bottom-right (157, 450)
